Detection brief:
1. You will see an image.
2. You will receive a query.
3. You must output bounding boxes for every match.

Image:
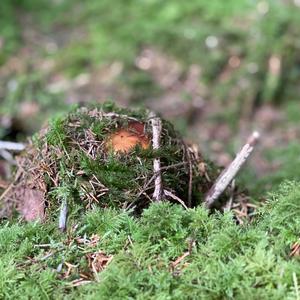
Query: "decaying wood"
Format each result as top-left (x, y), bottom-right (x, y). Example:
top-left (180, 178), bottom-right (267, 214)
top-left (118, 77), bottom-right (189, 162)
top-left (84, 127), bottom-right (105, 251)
top-left (149, 112), bottom-right (163, 201)
top-left (205, 131), bottom-right (260, 209)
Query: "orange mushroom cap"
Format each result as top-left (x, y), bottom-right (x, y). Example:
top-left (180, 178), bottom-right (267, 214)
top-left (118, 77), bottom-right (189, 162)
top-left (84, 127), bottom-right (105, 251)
top-left (106, 121), bottom-right (150, 153)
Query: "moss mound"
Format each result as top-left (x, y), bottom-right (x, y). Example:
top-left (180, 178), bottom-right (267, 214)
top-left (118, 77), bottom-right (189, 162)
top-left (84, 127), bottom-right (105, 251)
top-left (1, 103), bottom-right (220, 221)
top-left (1, 181), bottom-right (300, 299)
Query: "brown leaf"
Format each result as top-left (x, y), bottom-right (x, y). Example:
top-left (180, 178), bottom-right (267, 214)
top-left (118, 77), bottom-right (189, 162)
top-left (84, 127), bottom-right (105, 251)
top-left (290, 241), bottom-right (300, 257)
top-left (87, 251), bottom-right (113, 274)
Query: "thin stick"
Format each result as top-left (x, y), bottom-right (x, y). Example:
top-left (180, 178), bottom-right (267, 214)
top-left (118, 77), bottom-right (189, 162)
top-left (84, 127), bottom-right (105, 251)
top-left (101, 112), bottom-right (139, 121)
top-left (58, 200), bottom-right (68, 232)
top-left (0, 149), bottom-right (16, 165)
top-left (164, 190), bottom-right (188, 210)
top-left (184, 143), bottom-right (193, 208)
top-left (0, 182), bottom-right (14, 202)
top-left (170, 251), bottom-right (190, 269)
top-left (0, 141), bottom-right (25, 151)
top-left (0, 168), bottom-right (22, 202)
top-left (223, 179), bottom-right (235, 212)
top-left (205, 131), bottom-right (260, 209)
top-left (149, 112), bottom-right (163, 201)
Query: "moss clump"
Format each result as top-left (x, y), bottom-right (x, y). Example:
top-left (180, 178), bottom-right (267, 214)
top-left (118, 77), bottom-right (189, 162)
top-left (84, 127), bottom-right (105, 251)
top-left (1, 102), bottom-right (220, 221)
top-left (0, 181), bottom-right (300, 299)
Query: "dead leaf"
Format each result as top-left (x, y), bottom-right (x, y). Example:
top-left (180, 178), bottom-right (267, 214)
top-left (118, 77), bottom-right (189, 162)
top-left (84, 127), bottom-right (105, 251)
top-left (86, 251), bottom-right (113, 274)
top-left (76, 234), bottom-right (100, 247)
top-left (290, 241), bottom-right (300, 257)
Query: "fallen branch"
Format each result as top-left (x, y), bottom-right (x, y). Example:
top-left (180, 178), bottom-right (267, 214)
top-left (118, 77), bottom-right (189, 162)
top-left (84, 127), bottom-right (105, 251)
top-left (0, 141), bottom-right (25, 152)
top-left (205, 131), bottom-right (260, 209)
top-left (149, 112), bottom-right (163, 201)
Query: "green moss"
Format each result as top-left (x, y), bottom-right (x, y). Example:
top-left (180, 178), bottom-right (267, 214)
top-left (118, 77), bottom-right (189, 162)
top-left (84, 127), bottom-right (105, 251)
top-left (1, 181), bottom-right (300, 299)
top-left (4, 103), bottom-right (217, 224)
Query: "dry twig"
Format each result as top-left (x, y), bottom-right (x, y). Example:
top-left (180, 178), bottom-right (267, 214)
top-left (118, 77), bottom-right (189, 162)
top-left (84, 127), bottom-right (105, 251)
top-left (164, 189), bottom-right (188, 209)
top-left (170, 252), bottom-right (190, 269)
top-left (0, 141), bottom-right (25, 152)
top-left (149, 112), bottom-right (163, 201)
top-left (223, 180), bottom-right (235, 212)
top-left (205, 131), bottom-right (260, 209)
top-left (59, 200), bottom-right (68, 232)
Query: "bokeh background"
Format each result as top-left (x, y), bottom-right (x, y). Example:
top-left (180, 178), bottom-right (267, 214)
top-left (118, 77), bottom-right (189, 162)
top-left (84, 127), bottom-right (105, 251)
top-left (1, 0), bottom-right (300, 196)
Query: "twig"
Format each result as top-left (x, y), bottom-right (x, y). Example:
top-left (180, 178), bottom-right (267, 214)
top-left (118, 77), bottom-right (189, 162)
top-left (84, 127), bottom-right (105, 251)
top-left (85, 108), bottom-right (140, 122)
top-left (183, 143), bottom-right (193, 208)
top-left (0, 149), bottom-right (16, 165)
top-left (170, 251), bottom-right (190, 269)
top-left (0, 168), bottom-right (22, 202)
top-left (164, 190), bottom-right (188, 210)
top-left (223, 180), bottom-right (235, 212)
top-left (204, 131), bottom-right (260, 209)
top-left (0, 182), bottom-right (14, 202)
top-left (59, 200), bottom-right (68, 232)
top-left (0, 141), bottom-right (25, 151)
top-left (39, 251), bottom-right (55, 261)
top-left (101, 112), bottom-right (139, 121)
top-left (149, 112), bottom-right (163, 201)
top-left (134, 160), bottom-right (201, 202)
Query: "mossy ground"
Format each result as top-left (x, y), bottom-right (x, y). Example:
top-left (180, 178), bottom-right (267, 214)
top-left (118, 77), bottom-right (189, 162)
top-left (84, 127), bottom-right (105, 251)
top-left (1, 181), bottom-right (300, 299)
top-left (1, 1), bottom-right (300, 299)
top-left (2, 103), bottom-right (220, 222)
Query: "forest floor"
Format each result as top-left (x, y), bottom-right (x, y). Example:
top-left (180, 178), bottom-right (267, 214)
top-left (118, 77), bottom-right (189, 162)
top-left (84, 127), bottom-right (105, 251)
top-left (1, 1), bottom-right (300, 299)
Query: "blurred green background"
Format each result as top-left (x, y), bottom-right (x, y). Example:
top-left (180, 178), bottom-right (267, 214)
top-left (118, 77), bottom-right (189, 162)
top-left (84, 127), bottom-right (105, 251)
top-left (1, 0), bottom-right (300, 194)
